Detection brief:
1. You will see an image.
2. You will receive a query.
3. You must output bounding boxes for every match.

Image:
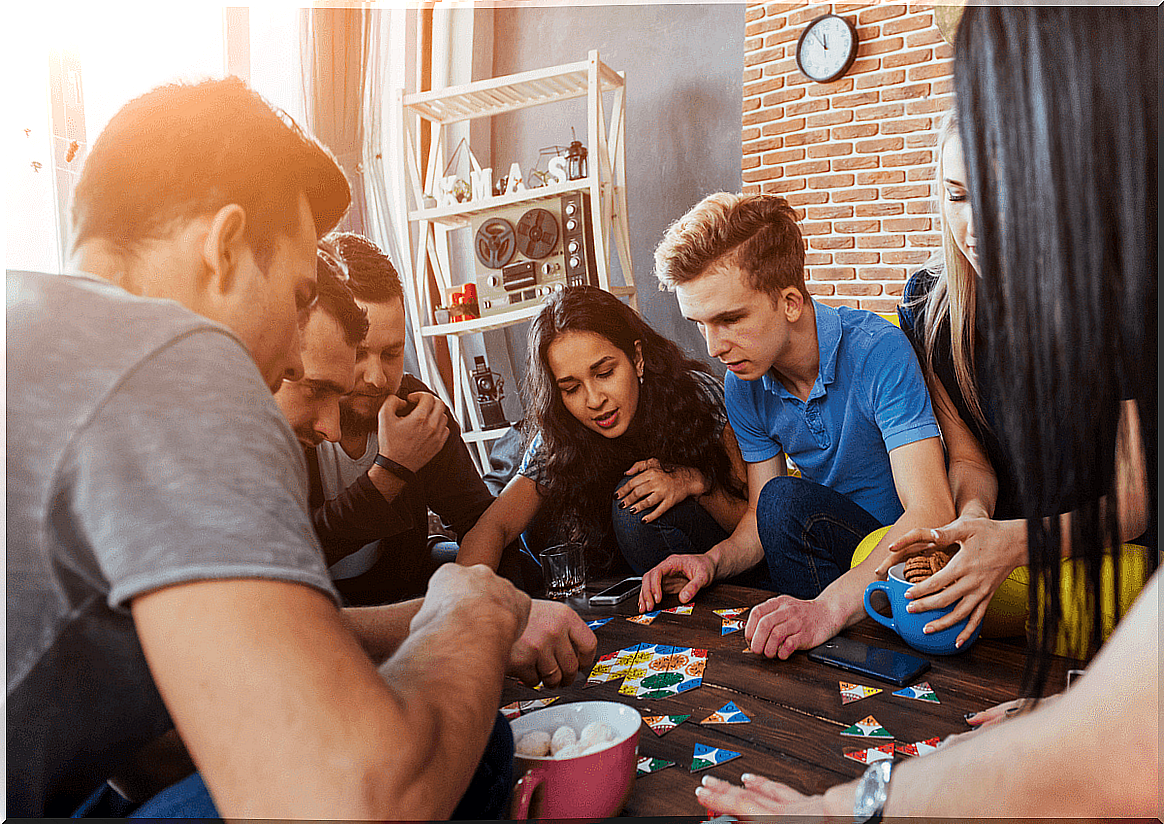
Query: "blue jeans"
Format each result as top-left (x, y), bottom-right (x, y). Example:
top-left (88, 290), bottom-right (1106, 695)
top-left (73, 712), bottom-right (514, 819)
top-left (756, 475), bottom-right (884, 599)
top-left (611, 477), bottom-right (730, 575)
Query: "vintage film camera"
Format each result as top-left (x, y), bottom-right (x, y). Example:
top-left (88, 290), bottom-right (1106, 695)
top-left (472, 191), bottom-right (598, 317)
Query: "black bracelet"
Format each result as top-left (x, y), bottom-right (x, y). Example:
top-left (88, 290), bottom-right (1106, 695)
top-left (373, 453), bottom-right (417, 485)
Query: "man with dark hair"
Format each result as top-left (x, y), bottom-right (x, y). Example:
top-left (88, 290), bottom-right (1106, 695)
top-left (6, 77), bottom-right (588, 820)
top-left (275, 249), bottom-right (369, 449)
top-left (640, 192), bottom-right (955, 660)
top-left (311, 231), bottom-right (503, 603)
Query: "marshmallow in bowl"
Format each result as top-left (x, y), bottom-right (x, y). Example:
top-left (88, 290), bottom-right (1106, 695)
top-left (550, 725), bottom-right (578, 755)
top-left (514, 730), bottom-right (552, 757)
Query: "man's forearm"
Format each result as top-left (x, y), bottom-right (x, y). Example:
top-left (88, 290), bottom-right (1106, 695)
top-left (824, 499), bottom-right (956, 632)
top-left (342, 599), bottom-right (424, 664)
top-left (707, 508), bottom-right (766, 580)
top-left (377, 603), bottom-right (522, 817)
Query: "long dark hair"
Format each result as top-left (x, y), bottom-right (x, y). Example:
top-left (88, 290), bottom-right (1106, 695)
top-left (955, 6), bottom-right (1157, 696)
top-left (524, 287), bottom-right (745, 565)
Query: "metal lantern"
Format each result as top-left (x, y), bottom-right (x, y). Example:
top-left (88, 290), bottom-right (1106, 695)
top-left (567, 140), bottom-right (588, 180)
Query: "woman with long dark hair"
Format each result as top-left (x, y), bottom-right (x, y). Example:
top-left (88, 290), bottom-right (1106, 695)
top-left (695, 6), bottom-right (1157, 817)
top-left (457, 286), bottom-right (748, 578)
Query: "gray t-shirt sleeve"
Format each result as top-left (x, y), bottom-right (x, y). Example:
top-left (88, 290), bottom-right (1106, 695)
top-left (59, 329), bottom-right (339, 609)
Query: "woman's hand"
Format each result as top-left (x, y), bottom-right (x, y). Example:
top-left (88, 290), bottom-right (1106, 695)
top-left (940, 694), bottom-right (1061, 749)
top-left (876, 512), bottom-right (1026, 647)
top-left (694, 774), bottom-right (839, 819)
top-left (616, 458), bottom-right (706, 523)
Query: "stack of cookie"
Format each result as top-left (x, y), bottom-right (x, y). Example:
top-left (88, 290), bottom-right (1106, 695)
top-left (903, 550), bottom-right (952, 583)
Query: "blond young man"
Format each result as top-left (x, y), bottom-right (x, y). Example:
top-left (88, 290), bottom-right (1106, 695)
top-left (639, 193), bottom-right (954, 659)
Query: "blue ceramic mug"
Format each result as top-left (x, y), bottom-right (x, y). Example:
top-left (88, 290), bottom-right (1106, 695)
top-left (864, 562), bottom-right (982, 655)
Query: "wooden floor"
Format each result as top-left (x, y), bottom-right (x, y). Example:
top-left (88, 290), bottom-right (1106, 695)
top-left (502, 581), bottom-right (1077, 818)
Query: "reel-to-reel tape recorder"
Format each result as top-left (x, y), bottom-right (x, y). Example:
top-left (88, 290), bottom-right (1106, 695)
top-left (472, 191), bottom-right (597, 317)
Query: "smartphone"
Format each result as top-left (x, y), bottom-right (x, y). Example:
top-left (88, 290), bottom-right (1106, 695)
top-left (806, 636), bottom-right (930, 687)
top-left (588, 577), bottom-right (643, 606)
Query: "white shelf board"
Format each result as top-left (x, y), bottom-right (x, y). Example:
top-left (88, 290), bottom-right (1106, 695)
top-left (410, 178), bottom-right (597, 228)
top-left (404, 58), bottom-right (623, 125)
top-left (421, 303), bottom-right (544, 337)
top-left (463, 428), bottom-right (511, 444)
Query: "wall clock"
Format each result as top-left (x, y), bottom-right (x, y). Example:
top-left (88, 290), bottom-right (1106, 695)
top-left (795, 13), bottom-right (859, 83)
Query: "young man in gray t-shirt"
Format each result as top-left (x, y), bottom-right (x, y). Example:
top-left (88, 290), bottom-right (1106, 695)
top-left (7, 77), bottom-right (594, 819)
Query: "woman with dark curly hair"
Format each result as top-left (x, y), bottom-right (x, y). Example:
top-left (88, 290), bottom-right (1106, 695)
top-left (456, 286), bottom-right (748, 578)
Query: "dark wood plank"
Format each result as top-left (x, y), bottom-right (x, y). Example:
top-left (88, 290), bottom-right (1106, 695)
top-left (503, 582), bottom-right (1077, 817)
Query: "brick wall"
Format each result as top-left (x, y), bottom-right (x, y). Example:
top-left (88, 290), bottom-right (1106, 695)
top-left (743, 2), bottom-right (954, 312)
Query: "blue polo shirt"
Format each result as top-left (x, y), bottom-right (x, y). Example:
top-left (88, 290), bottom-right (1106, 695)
top-left (726, 301), bottom-right (940, 525)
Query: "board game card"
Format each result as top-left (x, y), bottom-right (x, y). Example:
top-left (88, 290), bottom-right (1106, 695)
top-left (701, 701), bottom-right (751, 725)
top-left (642, 714), bottom-right (691, 736)
top-left (840, 715), bottom-right (892, 739)
top-left (839, 681), bottom-right (883, 704)
top-left (500, 696), bottom-right (560, 720)
top-left (892, 682), bottom-right (940, 703)
top-left (896, 737), bottom-right (942, 757)
top-left (843, 743), bottom-right (895, 764)
top-left (636, 756), bottom-right (676, 776)
top-left (690, 743), bottom-right (741, 771)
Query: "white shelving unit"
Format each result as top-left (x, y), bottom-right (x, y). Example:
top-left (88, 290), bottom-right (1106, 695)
top-left (393, 50), bottom-right (634, 471)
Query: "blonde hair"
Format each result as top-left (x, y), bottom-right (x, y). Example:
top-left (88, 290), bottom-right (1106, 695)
top-left (654, 192), bottom-right (808, 301)
top-left (918, 110), bottom-right (986, 426)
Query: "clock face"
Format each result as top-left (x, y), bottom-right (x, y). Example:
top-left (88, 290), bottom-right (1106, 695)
top-left (796, 14), bottom-right (858, 83)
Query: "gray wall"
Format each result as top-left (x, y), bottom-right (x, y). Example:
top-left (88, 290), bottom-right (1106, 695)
top-left (476, 3), bottom-right (744, 423)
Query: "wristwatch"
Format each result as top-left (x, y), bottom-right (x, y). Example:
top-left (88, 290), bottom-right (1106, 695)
top-left (853, 760), bottom-right (893, 823)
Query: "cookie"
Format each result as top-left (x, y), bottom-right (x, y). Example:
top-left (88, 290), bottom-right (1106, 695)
top-left (902, 550), bottom-right (951, 583)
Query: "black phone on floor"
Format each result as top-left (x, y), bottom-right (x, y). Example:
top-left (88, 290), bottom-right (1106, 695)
top-left (806, 636), bottom-right (930, 687)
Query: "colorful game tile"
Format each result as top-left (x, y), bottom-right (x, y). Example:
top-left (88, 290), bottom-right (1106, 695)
top-left (590, 643), bottom-right (708, 699)
top-left (701, 701), bottom-right (751, 725)
top-left (690, 743), bottom-right (741, 772)
top-left (642, 714), bottom-right (691, 736)
top-left (621, 645), bottom-right (708, 699)
top-left (720, 619), bottom-right (744, 635)
top-left (839, 681), bottom-right (883, 704)
top-left (840, 715), bottom-right (893, 739)
top-left (626, 611), bottom-right (661, 626)
top-left (636, 756), bottom-right (676, 776)
top-left (586, 646), bottom-right (641, 687)
top-left (843, 743), bottom-right (895, 765)
top-left (896, 737), bottom-right (942, 758)
top-left (713, 607), bottom-right (747, 618)
top-left (661, 604), bottom-right (694, 615)
top-left (500, 696), bottom-right (560, 720)
top-left (586, 617), bottom-right (614, 631)
top-left (893, 682), bottom-right (940, 703)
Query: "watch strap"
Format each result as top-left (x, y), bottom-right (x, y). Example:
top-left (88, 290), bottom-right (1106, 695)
top-left (854, 760), bottom-right (893, 824)
top-left (373, 453), bottom-right (417, 485)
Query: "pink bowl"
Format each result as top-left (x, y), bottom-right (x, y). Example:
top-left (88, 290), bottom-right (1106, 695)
top-left (510, 700), bottom-right (641, 819)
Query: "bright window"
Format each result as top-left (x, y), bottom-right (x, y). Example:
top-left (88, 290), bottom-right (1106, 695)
top-left (5, 5), bottom-right (306, 274)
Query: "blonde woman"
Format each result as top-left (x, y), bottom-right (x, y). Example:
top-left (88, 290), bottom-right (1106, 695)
top-left (876, 111), bottom-right (1152, 656)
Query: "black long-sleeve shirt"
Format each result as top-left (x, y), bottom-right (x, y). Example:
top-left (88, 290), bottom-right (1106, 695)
top-left (308, 373), bottom-right (495, 604)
